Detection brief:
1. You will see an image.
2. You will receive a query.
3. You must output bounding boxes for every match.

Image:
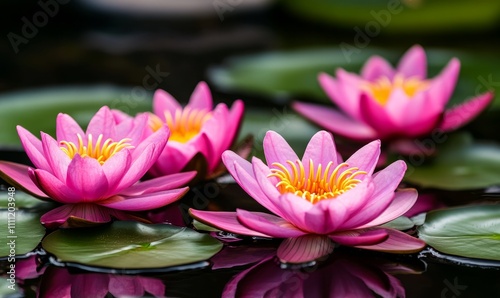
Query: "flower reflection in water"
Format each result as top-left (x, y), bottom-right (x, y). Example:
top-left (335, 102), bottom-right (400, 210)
top-left (37, 266), bottom-right (166, 298)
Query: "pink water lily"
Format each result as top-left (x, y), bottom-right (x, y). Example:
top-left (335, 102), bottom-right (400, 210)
top-left (190, 130), bottom-right (425, 263)
top-left (0, 106), bottom-right (195, 228)
top-left (147, 81), bottom-right (245, 180)
top-left (293, 45), bottom-right (493, 154)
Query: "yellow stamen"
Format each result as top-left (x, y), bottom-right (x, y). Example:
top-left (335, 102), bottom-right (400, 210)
top-left (268, 160), bottom-right (366, 204)
top-left (149, 107), bottom-right (212, 143)
top-left (60, 134), bottom-right (133, 165)
top-left (361, 73), bottom-right (429, 106)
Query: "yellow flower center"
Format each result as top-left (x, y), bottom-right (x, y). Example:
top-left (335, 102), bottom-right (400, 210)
top-left (361, 74), bottom-right (429, 105)
top-left (149, 108), bottom-right (212, 143)
top-left (268, 160), bottom-right (366, 204)
top-left (60, 134), bottom-right (133, 165)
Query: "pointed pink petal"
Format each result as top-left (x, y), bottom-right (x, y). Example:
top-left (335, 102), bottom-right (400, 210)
top-left (236, 209), bottom-right (306, 238)
top-left (292, 101), bottom-right (378, 140)
top-left (189, 209), bottom-right (271, 238)
top-left (439, 92), bottom-right (493, 132)
top-left (310, 180), bottom-right (374, 233)
top-left (330, 229), bottom-right (388, 247)
top-left (199, 104), bottom-right (229, 170)
top-left (56, 113), bottom-right (85, 144)
top-left (397, 45), bottom-right (427, 79)
top-left (427, 58), bottom-right (461, 108)
top-left (17, 126), bottom-right (50, 171)
top-left (361, 55), bottom-right (395, 81)
top-left (40, 204), bottom-right (113, 229)
top-left (263, 130), bottom-right (299, 168)
top-left (339, 160), bottom-right (407, 229)
top-left (301, 130), bottom-right (338, 171)
top-left (98, 187), bottom-right (188, 211)
top-left (41, 132), bottom-right (70, 181)
top-left (318, 72), bottom-right (362, 119)
top-left (345, 139), bottom-right (381, 176)
top-left (0, 161), bottom-right (47, 198)
top-left (148, 144), bottom-right (191, 177)
top-left (356, 188), bottom-right (418, 229)
top-left (223, 99), bottom-right (244, 150)
top-left (383, 88), bottom-right (416, 128)
top-left (114, 112), bottom-right (149, 147)
top-left (187, 81), bottom-right (213, 110)
top-left (359, 94), bottom-right (398, 138)
top-left (118, 127), bottom-right (169, 189)
top-left (32, 169), bottom-right (81, 203)
top-left (277, 235), bottom-right (334, 264)
top-left (85, 106), bottom-right (115, 139)
top-left (152, 89), bottom-right (182, 117)
top-left (120, 171), bottom-right (196, 196)
top-left (66, 155), bottom-right (109, 201)
top-left (355, 228), bottom-right (426, 253)
top-left (101, 150), bottom-right (132, 195)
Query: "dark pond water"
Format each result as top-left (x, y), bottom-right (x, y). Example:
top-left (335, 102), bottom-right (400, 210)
top-left (1, 1), bottom-right (500, 297)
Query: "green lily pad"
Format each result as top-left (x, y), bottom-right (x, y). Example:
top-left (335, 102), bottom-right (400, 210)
top-left (380, 216), bottom-right (414, 231)
top-left (192, 219), bottom-right (220, 232)
top-left (209, 47), bottom-right (500, 108)
top-left (280, 0), bottom-right (500, 34)
top-left (404, 133), bottom-right (500, 190)
top-left (0, 210), bottom-right (45, 257)
top-left (41, 221), bottom-right (223, 269)
top-left (0, 189), bottom-right (49, 209)
top-left (418, 205), bottom-right (500, 261)
top-left (0, 86), bottom-right (152, 146)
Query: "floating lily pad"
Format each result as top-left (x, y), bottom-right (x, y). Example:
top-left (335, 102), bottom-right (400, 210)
top-left (42, 221), bottom-right (222, 269)
top-left (0, 86), bottom-right (152, 146)
top-left (404, 133), bottom-right (500, 190)
top-left (380, 216), bottom-right (414, 231)
top-left (418, 205), bottom-right (500, 261)
top-left (281, 0), bottom-right (500, 34)
top-left (0, 189), bottom-right (49, 209)
top-left (192, 219), bottom-right (220, 232)
top-left (209, 47), bottom-right (500, 108)
top-left (0, 210), bottom-right (45, 257)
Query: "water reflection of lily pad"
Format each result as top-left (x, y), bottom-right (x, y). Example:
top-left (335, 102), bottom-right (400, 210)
top-left (418, 205), bottom-right (500, 261)
top-left (0, 86), bottom-right (151, 146)
top-left (0, 210), bottom-right (45, 257)
top-left (404, 133), bottom-right (500, 190)
top-left (42, 221), bottom-right (222, 269)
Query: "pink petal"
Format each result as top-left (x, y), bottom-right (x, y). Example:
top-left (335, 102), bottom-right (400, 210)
top-left (263, 131), bottom-right (299, 168)
top-left (355, 228), bottom-right (426, 253)
top-left (137, 277), bottom-right (166, 297)
top-left (32, 169), bottom-right (81, 203)
top-left (71, 273), bottom-right (110, 298)
top-left (312, 180), bottom-right (375, 233)
top-left (397, 45), bottom-right (427, 79)
top-left (120, 171), bottom-right (196, 196)
top-left (108, 276), bottom-right (149, 297)
top-left (85, 106), bottom-right (115, 139)
top-left (426, 58), bottom-right (461, 108)
top-left (0, 161), bottom-right (47, 198)
top-left (98, 188), bottom-right (189, 211)
top-left (359, 93), bottom-right (398, 138)
top-left (148, 144), bottom-right (191, 177)
top-left (56, 113), bottom-right (85, 144)
top-left (329, 229), bottom-right (388, 247)
top-left (41, 132), bottom-right (70, 181)
top-left (236, 209), bottom-right (306, 238)
top-left (292, 101), bottom-right (378, 140)
top-left (301, 130), bottom-right (338, 172)
top-left (223, 99), bottom-right (245, 151)
top-left (101, 150), bottom-right (132, 195)
top-left (345, 139), bottom-right (381, 176)
top-left (40, 204), bottom-right (113, 229)
top-left (277, 235), bottom-right (334, 264)
top-left (199, 104), bottom-right (229, 170)
top-left (339, 160), bottom-right (407, 229)
top-left (152, 89), bottom-right (181, 118)
top-left (187, 81), bottom-right (213, 111)
top-left (66, 155), bottom-right (109, 201)
top-left (356, 188), bottom-right (418, 229)
top-left (189, 209), bottom-right (271, 238)
top-left (383, 88), bottom-right (416, 128)
top-left (118, 127), bottom-right (169, 189)
top-left (114, 113), bottom-right (149, 147)
top-left (318, 72), bottom-right (361, 119)
top-left (361, 55), bottom-right (395, 81)
top-left (17, 126), bottom-right (50, 171)
top-left (439, 91), bottom-right (493, 132)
